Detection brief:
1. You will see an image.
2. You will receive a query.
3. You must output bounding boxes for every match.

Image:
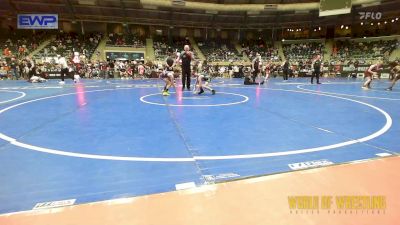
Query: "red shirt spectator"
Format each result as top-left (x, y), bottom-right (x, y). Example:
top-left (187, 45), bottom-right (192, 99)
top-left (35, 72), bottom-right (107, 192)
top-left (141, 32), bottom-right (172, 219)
top-left (18, 46), bottom-right (25, 55)
top-left (3, 47), bottom-right (11, 57)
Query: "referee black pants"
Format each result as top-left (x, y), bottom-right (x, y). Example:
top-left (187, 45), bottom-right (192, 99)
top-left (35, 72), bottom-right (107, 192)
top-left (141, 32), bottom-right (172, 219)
top-left (252, 70), bottom-right (259, 82)
top-left (283, 69), bottom-right (288, 80)
top-left (311, 70), bottom-right (320, 83)
top-left (182, 68), bottom-right (191, 89)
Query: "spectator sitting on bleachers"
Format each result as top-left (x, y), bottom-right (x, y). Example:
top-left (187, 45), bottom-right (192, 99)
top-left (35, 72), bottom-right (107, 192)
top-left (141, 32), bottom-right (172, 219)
top-left (241, 38), bottom-right (280, 62)
top-left (35, 32), bottom-right (102, 62)
top-left (282, 42), bottom-right (324, 61)
top-left (197, 39), bottom-right (241, 62)
top-left (106, 32), bottom-right (145, 48)
top-left (331, 39), bottom-right (398, 62)
top-left (1, 31), bottom-right (47, 59)
top-left (153, 36), bottom-right (193, 61)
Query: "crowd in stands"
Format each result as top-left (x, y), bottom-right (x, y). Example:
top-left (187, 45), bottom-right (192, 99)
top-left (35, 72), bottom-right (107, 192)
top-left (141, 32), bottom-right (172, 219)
top-left (0, 55), bottom-right (156, 80)
top-left (1, 32), bottom-right (399, 81)
top-left (241, 39), bottom-right (280, 62)
top-left (153, 36), bottom-right (194, 61)
top-left (35, 32), bottom-right (102, 61)
top-left (331, 39), bottom-right (398, 62)
top-left (0, 56), bottom-right (41, 80)
top-left (197, 39), bottom-right (241, 62)
top-left (1, 31), bottom-right (47, 59)
top-left (280, 42), bottom-right (325, 74)
top-left (66, 59), bottom-right (153, 79)
top-left (282, 42), bottom-right (324, 61)
top-left (107, 32), bottom-right (145, 48)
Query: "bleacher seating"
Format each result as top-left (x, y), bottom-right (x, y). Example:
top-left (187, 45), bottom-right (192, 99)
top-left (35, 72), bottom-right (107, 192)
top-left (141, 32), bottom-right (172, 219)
top-left (35, 32), bottom-right (102, 60)
top-left (241, 39), bottom-right (280, 62)
top-left (282, 42), bottom-right (324, 61)
top-left (106, 32), bottom-right (145, 48)
top-left (331, 39), bottom-right (398, 61)
top-left (197, 39), bottom-right (241, 62)
top-left (0, 31), bottom-right (47, 58)
top-left (153, 36), bottom-right (193, 61)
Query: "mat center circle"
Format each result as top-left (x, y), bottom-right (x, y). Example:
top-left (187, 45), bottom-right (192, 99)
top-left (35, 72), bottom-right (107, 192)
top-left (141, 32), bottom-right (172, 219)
top-left (140, 91), bottom-right (249, 107)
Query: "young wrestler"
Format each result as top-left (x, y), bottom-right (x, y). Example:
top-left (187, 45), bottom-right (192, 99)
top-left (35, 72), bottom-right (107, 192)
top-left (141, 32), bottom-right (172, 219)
top-left (362, 63), bottom-right (382, 89)
top-left (194, 72), bottom-right (216, 95)
top-left (73, 72), bottom-right (81, 83)
top-left (28, 67), bottom-right (47, 83)
top-left (161, 50), bottom-right (177, 96)
top-left (137, 62), bottom-right (145, 79)
top-left (386, 63), bottom-right (400, 91)
top-left (264, 60), bottom-right (271, 82)
top-left (29, 75), bottom-right (47, 83)
top-left (244, 65), bottom-right (264, 85)
top-left (126, 66), bottom-right (133, 79)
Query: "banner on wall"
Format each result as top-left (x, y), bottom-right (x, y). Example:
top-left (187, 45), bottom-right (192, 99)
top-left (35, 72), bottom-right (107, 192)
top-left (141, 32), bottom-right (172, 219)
top-left (18, 14), bottom-right (58, 29)
top-left (105, 52), bottom-right (145, 61)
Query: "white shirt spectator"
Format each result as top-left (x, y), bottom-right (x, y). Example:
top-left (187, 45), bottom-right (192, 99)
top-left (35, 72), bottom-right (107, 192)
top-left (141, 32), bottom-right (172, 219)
top-left (59, 57), bottom-right (68, 69)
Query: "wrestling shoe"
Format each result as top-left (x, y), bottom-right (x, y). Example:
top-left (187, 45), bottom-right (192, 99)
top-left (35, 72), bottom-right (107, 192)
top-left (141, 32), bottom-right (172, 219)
top-left (386, 87), bottom-right (392, 91)
top-left (162, 91), bottom-right (170, 96)
top-left (198, 88), bottom-right (204, 95)
top-left (211, 90), bottom-right (216, 95)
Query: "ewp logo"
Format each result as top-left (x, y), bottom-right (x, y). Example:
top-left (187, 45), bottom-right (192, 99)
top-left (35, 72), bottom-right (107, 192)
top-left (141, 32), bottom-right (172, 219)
top-left (18, 14), bottom-right (58, 29)
top-left (359, 12), bottom-right (382, 20)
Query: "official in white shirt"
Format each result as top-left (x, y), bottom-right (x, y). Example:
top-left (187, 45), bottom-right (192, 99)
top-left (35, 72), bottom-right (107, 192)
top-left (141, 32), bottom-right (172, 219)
top-left (58, 55), bottom-right (74, 84)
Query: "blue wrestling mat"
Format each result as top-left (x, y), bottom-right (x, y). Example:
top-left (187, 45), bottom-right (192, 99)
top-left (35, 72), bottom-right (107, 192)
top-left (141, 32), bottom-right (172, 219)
top-left (0, 78), bottom-right (399, 214)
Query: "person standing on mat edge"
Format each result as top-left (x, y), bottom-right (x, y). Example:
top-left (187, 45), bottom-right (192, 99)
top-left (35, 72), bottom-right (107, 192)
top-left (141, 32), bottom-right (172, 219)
top-left (58, 55), bottom-right (72, 85)
top-left (180, 45), bottom-right (193, 91)
top-left (282, 58), bottom-right (290, 81)
top-left (251, 53), bottom-right (263, 85)
top-left (311, 54), bottom-right (322, 84)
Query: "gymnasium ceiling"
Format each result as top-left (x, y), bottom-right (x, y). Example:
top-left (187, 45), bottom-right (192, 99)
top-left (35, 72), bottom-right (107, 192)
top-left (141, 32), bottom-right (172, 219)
top-left (1, 0), bottom-right (399, 28)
